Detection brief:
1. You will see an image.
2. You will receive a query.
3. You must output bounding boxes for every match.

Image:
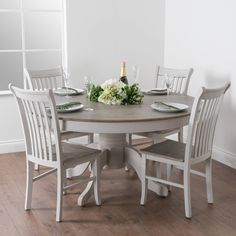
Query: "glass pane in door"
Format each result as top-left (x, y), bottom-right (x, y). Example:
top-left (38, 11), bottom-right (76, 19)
top-left (24, 12), bottom-right (62, 49)
top-left (0, 0), bottom-right (20, 9)
top-left (26, 51), bottom-right (62, 70)
top-left (0, 13), bottom-right (22, 50)
top-left (0, 52), bottom-right (23, 90)
top-left (23, 0), bottom-right (62, 10)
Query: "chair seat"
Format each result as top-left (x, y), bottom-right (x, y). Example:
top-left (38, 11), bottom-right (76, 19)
top-left (53, 142), bottom-right (101, 168)
top-left (140, 139), bottom-right (185, 162)
top-left (61, 130), bottom-right (90, 140)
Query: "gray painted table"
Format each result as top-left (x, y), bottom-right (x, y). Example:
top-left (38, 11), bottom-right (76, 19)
top-left (56, 94), bottom-right (193, 205)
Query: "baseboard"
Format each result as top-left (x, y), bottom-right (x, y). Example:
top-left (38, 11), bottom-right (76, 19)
top-left (0, 135), bottom-right (94, 154)
top-left (1, 137), bottom-right (236, 170)
top-left (0, 139), bottom-right (25, 154)
top-left (212, 146), bottom-right (236, 169)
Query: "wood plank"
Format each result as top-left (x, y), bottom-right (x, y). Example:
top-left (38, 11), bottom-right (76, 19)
top-left (1, 151), bottom-right (236, 236)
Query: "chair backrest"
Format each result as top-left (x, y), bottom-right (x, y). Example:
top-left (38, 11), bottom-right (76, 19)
top-left (185, 82), bottom-right (230, 164)
top-left (24, 66), bottom-right (65, 90)
top-left (156, 66), bottom-right (194, 95)
top-left (9, 84), bottom-right (62, 168)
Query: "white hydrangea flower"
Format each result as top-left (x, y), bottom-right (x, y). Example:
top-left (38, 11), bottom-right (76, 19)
top-left (97, 78), bottom-right (125, 105)
top-left (96, 78), bottom-right (142, 105)
top-left (101, 78), bottom-right (116, 89)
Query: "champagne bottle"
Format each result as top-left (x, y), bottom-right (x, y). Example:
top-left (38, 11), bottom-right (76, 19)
top-left (119, 61), bottom-right (128, 84)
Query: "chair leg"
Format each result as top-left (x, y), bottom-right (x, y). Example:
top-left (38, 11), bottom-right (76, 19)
top-left (34, 163), bottom-right (39, 171)
top-left (128, 134), bottom-right (132, 145)
top-left (63, 170), bottom-right (67, 195)
top-left (25, 161), bottom-right (34, 210)
top-left (56, 168), bottom-right (63, 222)
top-left (183, 169), bottom-right (192, 218)
top-left (124, 134), bottom-right (132, 171)
top-left (93, 159), bottom-right (101, 206)
top-left (88, 133), bottom-right (94, 144)
top-left (124, 165), bottom-right (129, 171)
top-left (140, 156), bottom-right (148, 205)
top-left (178, 128), bottom-right (184, 143)
top-left (167, 164), bottom-right (173, 191)
top-left (156, 162), bottom-right (162, 179)
top-left (206, 158), bottom-right (213, 204)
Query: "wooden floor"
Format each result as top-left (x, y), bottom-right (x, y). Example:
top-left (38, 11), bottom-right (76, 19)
top-left (1, 151), bottom-right (236, 236)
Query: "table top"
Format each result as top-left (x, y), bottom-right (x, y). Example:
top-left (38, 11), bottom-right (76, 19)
top-left (56, 94), bottom-right (194, 123)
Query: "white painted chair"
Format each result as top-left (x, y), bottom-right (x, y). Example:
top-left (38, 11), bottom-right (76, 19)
top-left (126, 67), bottom-right (193, 172)
top-left (133, 66), bottom-right (194, 144)
top-left (139, 82), bottom-right (230, 218)
top-left (24, 67), bottom-right (94, 171)
top-left (155, 66), bottom-right (193, 95)
top-left (10, 84), bottom-right (102, 222)
top-left (24, 67), bottom-right (65, 91)
top-left (24, 66), bottom-right (93, 141)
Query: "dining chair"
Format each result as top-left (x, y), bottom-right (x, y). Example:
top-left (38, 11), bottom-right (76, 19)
top-left (126, 67), bottom-right (193, 172)
top-left (24, 67), bottom-right (94, 171)
top-left (139, 82), bottom-right (230, 218)
top-left (155, 66), bottom-right (194, 95)
top-left (24, 66), bottom-right (65, 90)
top-left (10, 84), bottom-right (103, 222)
top-left (132, 66), bottom-right (194, 145)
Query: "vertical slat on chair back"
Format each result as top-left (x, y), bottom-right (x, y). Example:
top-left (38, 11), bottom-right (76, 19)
top-left (156, 66), bottom-right (194, 95)
top-left (24, 67), bottom-right (65, 91)
top-left (10, 85), bottom-right (62, 167)
top-left (185, 83), bottom-right (230, 162)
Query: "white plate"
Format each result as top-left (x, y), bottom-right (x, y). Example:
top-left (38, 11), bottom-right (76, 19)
top-left (54, 88), bottom-right (85, 96)
top-left (56, 103), bottom-right (84, 113)
top-left (151, 102), bottom-right (188, 113)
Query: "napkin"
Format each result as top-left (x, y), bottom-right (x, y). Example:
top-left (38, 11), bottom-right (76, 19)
top-left (144, 88), bottom-right (167, 95)
top-left (154, 101), bottom-right (181, 111)
top-left (148, 88), bottom-right (167, 92)
top-left (54, 87), bottom-right (81, 96)
top-left (56, 102), bottom-right (82, 110)
top-left (61, 87), bottom-right (79, 93)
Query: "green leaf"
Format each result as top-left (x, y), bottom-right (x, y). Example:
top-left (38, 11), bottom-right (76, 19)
top-left (87, 83), bottom-right (143, 105)
top-left (87, 85), bottom-right (104, 102)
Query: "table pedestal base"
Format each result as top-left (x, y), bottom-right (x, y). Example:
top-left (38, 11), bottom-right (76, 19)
top-left (77, 133), bottom-right (168, 206)
top-left (99, 134), bottom-right (126, 169)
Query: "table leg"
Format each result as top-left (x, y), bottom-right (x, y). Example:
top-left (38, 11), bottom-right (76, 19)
top-left (78, 135), bottom-right (168, 206)
top-left (66, 163), bottom-right (90, 179)
top-left (78, 133), bottom-right (126, 206)
top-left (78, 149), bottom-right (107, 206)
top-left (77, 179), bottom-right (94, 206)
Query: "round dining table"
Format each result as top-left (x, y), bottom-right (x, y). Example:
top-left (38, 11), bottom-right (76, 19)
top-left (56, 93), bottom-right (193, 206)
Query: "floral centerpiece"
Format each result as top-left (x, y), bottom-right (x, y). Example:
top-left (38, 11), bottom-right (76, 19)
top-left (87, 79), bottom-right (143, 105)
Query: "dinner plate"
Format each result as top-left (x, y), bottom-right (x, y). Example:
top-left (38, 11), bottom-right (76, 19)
top-left (151, 102), bottom-right (189, 113)
top-left (56, 102), bottom-right (84, 113)
top-left (54, 87), bottom-right (85, 96)
top-left (142, 88), bottom-right (167, 95)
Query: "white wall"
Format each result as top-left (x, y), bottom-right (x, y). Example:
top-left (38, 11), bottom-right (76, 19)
top-left (165, 0), bottom-right (236, 167)
top-left (0, 96), bottom-right (24, 153)
top-left (67, 0), bottom-right (165, 89)
top-left (0, 0), bottom-right (165, 153)
top-left (2, 0), bottom-right (236, 170)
